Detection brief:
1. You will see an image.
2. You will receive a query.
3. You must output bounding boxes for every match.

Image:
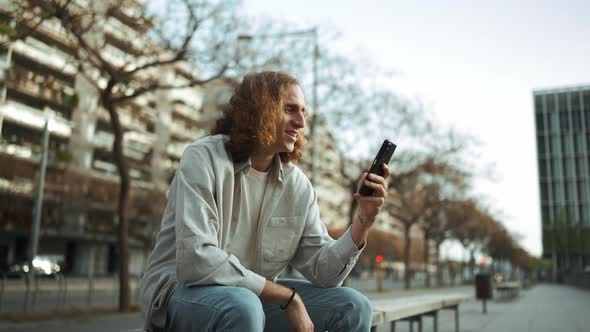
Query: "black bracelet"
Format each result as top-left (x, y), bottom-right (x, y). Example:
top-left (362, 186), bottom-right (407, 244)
top-left (280, 288), bottom-right (297, 310)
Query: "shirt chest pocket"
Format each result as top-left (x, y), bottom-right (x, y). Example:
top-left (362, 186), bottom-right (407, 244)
top-left (261, 216), bottom-right (304, 263)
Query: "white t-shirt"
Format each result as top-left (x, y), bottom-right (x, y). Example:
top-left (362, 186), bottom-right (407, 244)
top-left (227, 166), bottom-right (269, 269)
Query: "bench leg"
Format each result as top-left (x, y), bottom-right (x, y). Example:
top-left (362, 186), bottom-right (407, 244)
top-left (442, 305), bottom-right (460, 332)
top-left (455, 305), bottom-right (459, 332)
top-left (407, 316), bottom-right (422, 332)
top-left (432, 311), bottom-right (438, 332)
top-left (422, 310), bottom-right (439, 332)
top-left (390, 320), bottom-right (395, 332)
top-left (371, 326), bottom-right (377, 332)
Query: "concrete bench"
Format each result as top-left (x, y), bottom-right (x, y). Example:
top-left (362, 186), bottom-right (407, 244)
top-left (124, 294), bottom-right (470, 332)
top-left (495, 282), bottom-right (520, 300)
top-left (370, 293), bottom-right (470, 332)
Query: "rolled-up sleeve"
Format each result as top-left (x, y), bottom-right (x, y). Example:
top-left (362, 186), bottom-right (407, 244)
top-left (174, 146), bottom-right (266, 295)
top-left (290, 189), bottom-right (364, 287)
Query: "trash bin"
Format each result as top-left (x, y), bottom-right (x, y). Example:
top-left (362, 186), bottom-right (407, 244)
top-left (475, 272), bottom-right (492, 314)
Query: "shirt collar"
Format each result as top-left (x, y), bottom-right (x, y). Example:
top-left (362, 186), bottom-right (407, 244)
top-left (234, 154), bottom-right (284, 183)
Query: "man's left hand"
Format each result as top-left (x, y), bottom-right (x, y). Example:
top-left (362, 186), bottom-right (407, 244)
top-left (354, 163), bottom-right (391, 226)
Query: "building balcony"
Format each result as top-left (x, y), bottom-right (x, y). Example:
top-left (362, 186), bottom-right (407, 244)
top-left (6, 80), bottom-right (76, 118)
top-left (169, 88), bottom-right (204, 114)
top-left (92, 131), bottom-right (153, 161)
top-left (166, 141), bottom-right (190, 159)
top-left (12, 40), bottom-right (76, 76)
top-left (0, 101), bottom-right (72, 138)
top-left (169, 122), bottom-right (205, 141)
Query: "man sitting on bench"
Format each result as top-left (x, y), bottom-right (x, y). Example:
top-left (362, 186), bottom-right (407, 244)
top-left (139, 71), bottom-right (391, 332)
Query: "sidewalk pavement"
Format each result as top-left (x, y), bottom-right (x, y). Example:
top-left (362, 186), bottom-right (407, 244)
top-left (1, 283), bottom-right (589, 332)
top-left (372, 283), bottom-right (590, 332)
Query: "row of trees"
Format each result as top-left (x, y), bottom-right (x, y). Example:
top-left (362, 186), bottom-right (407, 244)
top-left (3, 0), bottom-right (539, 309)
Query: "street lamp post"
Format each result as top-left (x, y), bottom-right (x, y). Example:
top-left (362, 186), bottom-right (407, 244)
top-left (0, 44), bottom-right (13, 139)
top-left (238, 28), bottom-right (320, 185)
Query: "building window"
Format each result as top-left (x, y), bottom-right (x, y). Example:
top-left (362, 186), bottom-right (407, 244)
top-left (535, 112), bottom-right (545, 133)
top-left (562, 134), bottom-right (574, 156)
top-left (550, 112), bottom-right (560, 133)
top-left (584, 91), bottom-right (590, 128)
top-left (552, 181), bottom-right (563, 203)
top-left (547, 94), bottom-right (556, 112)
top-left (577, 180), bottom-right (587, 204)
top-left (539, 159), bottom-right (547, 178)
top-left (540, 181), bottom-right (549, 202)
top-left (566, 180), bottom-right (576, 203)
top-left (558, 93), bottom-right (568, 111)
top-left (535, 95), bottom-right (543, 112)
top-left (559, 111), bottom-right (570, 132)
top-left (576, 157), bottom-right (587, 178)
top-left (537, 136), bottom-right (546, 156)
top-left (552, 158), bottom-right (562, 178)
top-left (572, 110), bottom-right (582, 131)
top-left (551, 135), bottom-right (561, 155)
top-left (584, 206), bottom-right (590, 226)
top-left (542, 205), bottom-right (550, 225)
top-left (575, 133), bottom-right (585, 155)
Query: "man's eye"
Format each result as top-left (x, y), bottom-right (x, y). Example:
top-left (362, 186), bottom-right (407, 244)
top-left (285, 106), bottom-right (293, 113)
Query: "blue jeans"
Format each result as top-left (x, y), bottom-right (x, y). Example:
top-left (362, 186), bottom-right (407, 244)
top-left (164, 279), bottom-right (372, 332)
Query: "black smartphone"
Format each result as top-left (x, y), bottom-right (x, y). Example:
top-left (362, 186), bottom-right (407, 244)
top-left (359, 139), bottom-right (397, 196)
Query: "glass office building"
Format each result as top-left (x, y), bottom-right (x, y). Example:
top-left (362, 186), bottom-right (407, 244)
top-left (534, 85), bottom-right (590, 276)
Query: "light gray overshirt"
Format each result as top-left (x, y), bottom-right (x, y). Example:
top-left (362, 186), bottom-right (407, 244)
top-left (139, 134), bottom-right (364, 330)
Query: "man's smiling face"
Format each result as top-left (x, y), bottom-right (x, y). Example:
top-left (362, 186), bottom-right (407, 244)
top-left (271, 84), bottom-right (307, 154)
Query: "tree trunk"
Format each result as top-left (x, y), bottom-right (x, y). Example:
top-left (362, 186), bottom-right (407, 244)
top-left (469, 249), bottom-right (476, 281)
top-left (423, 231), bottom-right (431, 288)
top-left (435, 241), bottom-right (443, 287)
top-left (403, 224), bottom-right (412, 289)
top-left (105, 97), bottom-right (131, 312)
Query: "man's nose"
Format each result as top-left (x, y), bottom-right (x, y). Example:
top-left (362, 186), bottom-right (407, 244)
top-left (292, 111), bottom-right (305, 129)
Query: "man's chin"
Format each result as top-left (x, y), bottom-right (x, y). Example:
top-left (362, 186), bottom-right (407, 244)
top-left (281, 143), bottom-right (295, 153)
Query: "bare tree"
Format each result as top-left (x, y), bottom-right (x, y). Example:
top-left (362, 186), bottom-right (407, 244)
top-left (6, 0), bottom-right (242, 311)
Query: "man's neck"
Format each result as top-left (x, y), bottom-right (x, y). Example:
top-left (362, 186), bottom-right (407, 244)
top-left (250, 150), bottom-right (275, 172)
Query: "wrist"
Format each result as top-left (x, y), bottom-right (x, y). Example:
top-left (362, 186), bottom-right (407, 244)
top-left (285, 292), bottom-right (302, 312)
top-left (280, 288), bottom-right (297, 310)
top-left (357, 214), bottom-right (375, 226)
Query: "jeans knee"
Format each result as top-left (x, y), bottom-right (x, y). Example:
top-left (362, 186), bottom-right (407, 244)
top-left (221, 288), bottom-right (265, 330)
top-left (339, 288), bottom-right (372, 328)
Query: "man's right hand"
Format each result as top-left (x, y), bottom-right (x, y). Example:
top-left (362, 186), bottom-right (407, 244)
top-left (259, 280), bottom-right (314, 331)
top-left (285, 293), bottom-right (314, 332)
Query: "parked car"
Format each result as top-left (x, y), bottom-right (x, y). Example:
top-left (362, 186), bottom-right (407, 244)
top-left (1, 257), bottom-right (62, 278)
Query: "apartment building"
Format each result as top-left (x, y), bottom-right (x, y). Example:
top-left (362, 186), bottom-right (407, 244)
top-left (0, 1), bottom-right (363, 277)
top-left (0, 1), bottom-right (219, 275)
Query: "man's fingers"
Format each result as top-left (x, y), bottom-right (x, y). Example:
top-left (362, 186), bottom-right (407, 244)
top-left (356, 172), bottom-right (369, 192)
top-left (382, 163), bottom-right (392, 179)
top-left (362, 178), bottom-right (387, 197)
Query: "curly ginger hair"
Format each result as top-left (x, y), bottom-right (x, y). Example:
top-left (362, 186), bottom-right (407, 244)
top-left (211, 71), bottom-right (306, 164)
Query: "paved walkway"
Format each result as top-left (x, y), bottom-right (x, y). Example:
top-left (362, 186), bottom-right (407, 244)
top-left (372, 284), bottom-right (590, 332)
top-left (1, 283), bottom-right (588, 331)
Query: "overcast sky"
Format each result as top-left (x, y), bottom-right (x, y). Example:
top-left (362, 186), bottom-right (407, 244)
top-left (242, 0), bottom-right (590, 256)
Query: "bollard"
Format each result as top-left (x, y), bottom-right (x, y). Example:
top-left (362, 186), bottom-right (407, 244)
top-left (54, 273), bottom-right (63, 310)
top-left (475, 272), bottom-right (492, 314)
top-left (23, 273), bottom-right (30, 313)
top-left (61, 275), bottom-right (68, 309)
top-left (87, 275), bottom-right (95, 308)
top-left (31, 274), bottom-right (39, 312)
top-left (112, 273), bottom-right (118, 308)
